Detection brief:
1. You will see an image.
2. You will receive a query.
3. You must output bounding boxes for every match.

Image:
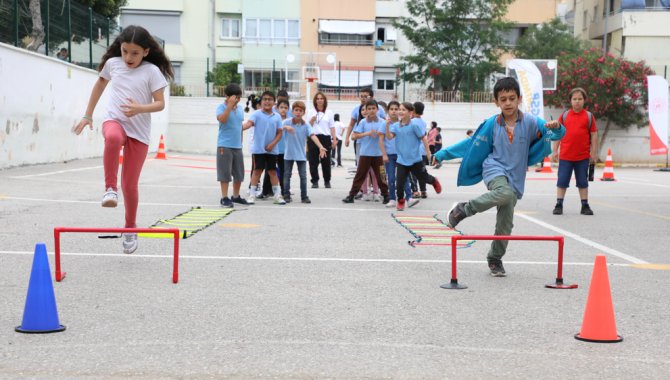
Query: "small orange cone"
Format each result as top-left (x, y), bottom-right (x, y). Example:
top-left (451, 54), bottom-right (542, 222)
top-left (155, 134), bottom-right (167, 160)
top-left (535, 157), bottom-right (553, 173)
top-left (575, 255), bottom-right (622, 343)
top-left (600, 148), bottom-right (616, 181)
top-left (119, 147), bottom-right (124, 165)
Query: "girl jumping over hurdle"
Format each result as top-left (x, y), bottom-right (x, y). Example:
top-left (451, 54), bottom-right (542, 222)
top-left (74, 25), bottom-right (174, 254)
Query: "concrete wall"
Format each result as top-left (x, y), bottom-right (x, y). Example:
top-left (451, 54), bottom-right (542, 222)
top-left (0, 43), bottom-right (169, 170)
top-left (165, 96), bottom-right (667, 165)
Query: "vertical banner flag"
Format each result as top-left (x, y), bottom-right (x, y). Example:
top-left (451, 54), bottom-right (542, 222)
top-left (507, 59), bottom-right (544, 120)
top-left (647, 75), bottom-right (669, 155)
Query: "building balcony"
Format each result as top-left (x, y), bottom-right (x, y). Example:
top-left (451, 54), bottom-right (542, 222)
top-left (589, 6), bottom-right (670, 39)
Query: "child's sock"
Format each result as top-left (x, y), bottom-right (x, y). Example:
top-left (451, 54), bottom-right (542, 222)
top-left (581, 199), bottom-right (589, 207)
top-left (556, 198), bottom-right (564, 206)
top-left (273, 185), bottom-right (281, 196)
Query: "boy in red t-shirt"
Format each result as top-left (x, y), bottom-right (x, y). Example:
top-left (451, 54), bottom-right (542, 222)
top-left (551, 87), bottom-right (598, 215)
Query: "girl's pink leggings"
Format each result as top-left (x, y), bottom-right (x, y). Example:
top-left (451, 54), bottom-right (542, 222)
top-left (102, 121), bottom-right (148, 228)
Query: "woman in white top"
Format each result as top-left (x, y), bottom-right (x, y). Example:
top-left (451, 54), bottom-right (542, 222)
top-left (305, 92), bottom-right (337, 188)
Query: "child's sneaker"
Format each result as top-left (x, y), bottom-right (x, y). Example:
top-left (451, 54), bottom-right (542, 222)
top-left (488, 259), bottom-right (506, 277)
top-left (101, 187), bottom-right (118, 208)
top-left (432, 177), bottom-right (442, 194)
top-left (581, 205), bottom-right (594, 215)
top-left (231, 195), bottom-right (249, 205)
top-left (385, 199), bottom-right (396, 208)
top-left (354, 191), bottom-right (364, 200)
top-left (421, 191), bottom-right (428, 199)
top-left (396, 199), bottom-right (406, 211)
top-left (363, 193), bottom-right (373, 202)
top-left (342, 195), bottom-right (355, 203)
top-left (382, 195), bottom-right (390, 204)
top-left (407, 197), bottom-right (420, 208)
top-left (220, 197), bottom-right (234, 208)
top-left (301, 197), bottom-right (311, 204)
top-left (122, 233), bottom-right (138, 254)
top-left (553, 204), bottom-right (563, 215)
top-left (283, 194), bottom-right (292, 203)
top-left (447, 202), bottom-right (468, 228)
top-left (246, 193), bottom-right (256, 205)
top-left (273, 194), bottom-right (286, 205)
top-left (373, 194), bottom-right (381, 202)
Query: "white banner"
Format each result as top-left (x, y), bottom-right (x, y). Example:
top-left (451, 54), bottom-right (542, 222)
top-left (647, 75), bottom-right (669, 155)
top-left (507, 59), bottom-right (544, 119)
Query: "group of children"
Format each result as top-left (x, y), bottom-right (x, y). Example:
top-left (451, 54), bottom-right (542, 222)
top-left (75, 25), bottom-right (601, 278)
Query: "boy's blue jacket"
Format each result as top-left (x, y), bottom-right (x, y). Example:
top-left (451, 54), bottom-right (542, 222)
top-left (434, 114), bottom-right (565, 187)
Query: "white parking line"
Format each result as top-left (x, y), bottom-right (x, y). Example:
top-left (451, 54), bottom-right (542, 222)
top-left (0, 250), bottom-right (633, 267)
top-left (9, 165), bottom-right (103, 178)
top-left (515, 213), bottom-right (648, 264)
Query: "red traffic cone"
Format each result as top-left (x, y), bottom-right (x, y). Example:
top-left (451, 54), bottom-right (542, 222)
top-left (600, 148), bottom-right (616, 181)
top-left (119, 147), bottom-right (124, 165)
top-left (575, 255), bottom-right (622, 343)
top-left (535, 157), bottom-right (553, 173)
top-left (155, 134), bottom-right (167, 160)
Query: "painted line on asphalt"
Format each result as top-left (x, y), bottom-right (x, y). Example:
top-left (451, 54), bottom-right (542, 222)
top-left (0, 250), bottom-right (637, 267)
top-left (590, 200), bottom-right (670, 221)
top-left (9, 165), bottom-right (103, 178)
top-left (515, 212), bottom-right (648, 264)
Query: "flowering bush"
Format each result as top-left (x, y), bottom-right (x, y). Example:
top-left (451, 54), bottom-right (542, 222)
top-left (545, 48), bottom-right (655, 129)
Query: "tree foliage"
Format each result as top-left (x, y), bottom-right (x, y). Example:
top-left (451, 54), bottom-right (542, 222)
top-left (514, 17), bottom-right (588, 60)
top-left (393, 0), bottom-right (514, 92)
top-left (545, 48), bottom-right (655, 150)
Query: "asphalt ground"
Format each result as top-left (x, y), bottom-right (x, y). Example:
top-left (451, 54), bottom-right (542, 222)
top-left (1, 154), bottom-right (669, 379)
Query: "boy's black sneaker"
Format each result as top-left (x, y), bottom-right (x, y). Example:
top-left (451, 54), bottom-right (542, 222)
top-left (324, 182), bottom-right (331, 188)
top-left (220, 197), bottom-right (234, 208)
top-left (311, 182), bottom-right (319, 189)
top-left (231, 195), bottom-right (249, 205)
top-left (421, 191), bottom-right (428, 199)
top-left (447, 202), bottom-right (468, 228)
top-left (283, 195), bottom-right (292, 203)
top-left (342, 195), bottom-right (354, 203)
top-left (301, 197), bottom-right (311, 204)
top-left (382, 195), bottom-right (390, 204)
top-left (581, 205), bottom-right (594, 215)
top-left (553, 204), bottom-right (563, 215)
top-left (488, 259), bottom-right (506, 277)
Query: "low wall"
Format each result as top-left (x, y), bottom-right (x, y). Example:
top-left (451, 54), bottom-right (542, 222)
top-left (0, 43), bottom-right (169, 170)
top-left (166, 96), bottom-right (666, 164)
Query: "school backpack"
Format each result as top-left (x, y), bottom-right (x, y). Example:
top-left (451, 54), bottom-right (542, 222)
top-left (561, 110), bottom-right (594, 138)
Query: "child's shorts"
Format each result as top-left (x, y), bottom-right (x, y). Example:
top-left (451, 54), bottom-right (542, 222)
top-left (252, 153), bottom-right (278, 171)
top-left (557, 158), bottom-right (589, 189)
top-left (217, 147), bottom-right (244, 182)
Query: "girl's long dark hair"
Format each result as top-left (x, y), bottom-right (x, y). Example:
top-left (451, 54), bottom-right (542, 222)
top-left (98, 25), bottom-right (174, 81)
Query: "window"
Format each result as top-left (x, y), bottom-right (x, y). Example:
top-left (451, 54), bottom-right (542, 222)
top-left (244, 18), bottom-right (300, 44)
top-left (582, 10), bottom-right (588, 30)
top-left (221, 18), bottom-right (240, 39)
top-left (377, 79), bottom-right (394, 90)
top-left (120, 10), bottom-right (181, 44)
top-left (319, 33), bottom-right (373, 46)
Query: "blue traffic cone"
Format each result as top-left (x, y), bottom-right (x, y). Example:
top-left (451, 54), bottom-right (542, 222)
top-left (15, 243), bottom-right (66, 333)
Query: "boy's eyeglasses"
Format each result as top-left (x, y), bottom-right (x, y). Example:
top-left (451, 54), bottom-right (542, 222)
top-left (261, 97), bottom-right (274, 101)
top-left (360, 95), bottom-right (370, 99)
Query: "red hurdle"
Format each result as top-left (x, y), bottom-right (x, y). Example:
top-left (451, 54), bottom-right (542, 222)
top-left (440, 235), bottom-right (577, 290)
top-left (53, 227), bottom-right (181, 284)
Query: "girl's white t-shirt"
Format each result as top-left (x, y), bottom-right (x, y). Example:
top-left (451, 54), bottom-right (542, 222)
top-left (306, 109), bottom-right (334, 136)
top-left (100, 57), bottom-right (168, 145)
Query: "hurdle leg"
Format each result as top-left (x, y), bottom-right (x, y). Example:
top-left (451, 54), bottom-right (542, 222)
top-left (54, 228), bottom-right (67, 282)
top-left (545, 237), bottom-right (577, 289)
top-left (441, 236), bottom-right (467, 289)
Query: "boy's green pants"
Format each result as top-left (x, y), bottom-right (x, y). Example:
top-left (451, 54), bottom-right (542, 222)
top-left (462, 176), bottom-right (517, 261)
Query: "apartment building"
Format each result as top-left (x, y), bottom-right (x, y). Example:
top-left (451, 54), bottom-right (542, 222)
top-left (573, 0), bottom-right (670, 75)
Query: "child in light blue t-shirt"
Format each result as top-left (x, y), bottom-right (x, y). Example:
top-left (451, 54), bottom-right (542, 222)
top-left (282, 101), bottom-right (328, 203)
top-left (387, 102), bottom-right (442, 211)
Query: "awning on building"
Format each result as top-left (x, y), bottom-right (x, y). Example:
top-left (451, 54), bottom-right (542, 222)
top-left (319, 70), bottom-right (373, 87)
top-left (318, 20), bottom-right (375, 35)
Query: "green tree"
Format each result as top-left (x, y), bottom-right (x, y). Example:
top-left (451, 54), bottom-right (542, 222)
top-left (394, 0), bottom-right (514, 92)
top-left (77, 0), bottom-right (128, 19)
top-left (545, 48), bottom-right (655, 153)
top-left (514, 17), bottom-right (588, 60)
top-left (208, 61), bottom-right (242, 86)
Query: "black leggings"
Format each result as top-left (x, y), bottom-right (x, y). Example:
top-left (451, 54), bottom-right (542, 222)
top-left (396, 161), bottom-right (435, 201)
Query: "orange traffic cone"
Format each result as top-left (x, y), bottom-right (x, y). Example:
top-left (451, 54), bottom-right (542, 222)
top-left (155, 134), bottom-right (167, 160)
top-left (119, 147), bottom-right (124, 165)
top-left (600, 148), bottom-right (616, 181)
top-left (575, 255), bottom-right (622, 343)
top-left (535, 157), bottom-right (553, 173)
